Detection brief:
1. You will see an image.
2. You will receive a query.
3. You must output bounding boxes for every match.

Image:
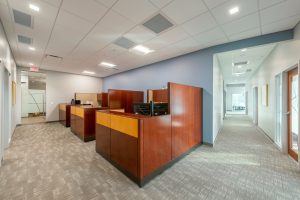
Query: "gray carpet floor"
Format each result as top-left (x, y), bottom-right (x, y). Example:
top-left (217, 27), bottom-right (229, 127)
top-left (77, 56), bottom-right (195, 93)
top-left (0, 115), bottom-right (300, 200)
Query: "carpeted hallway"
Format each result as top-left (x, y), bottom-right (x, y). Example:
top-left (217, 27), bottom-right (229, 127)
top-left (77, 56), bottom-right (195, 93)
top-left (0, 116), bottom-right (300, 200)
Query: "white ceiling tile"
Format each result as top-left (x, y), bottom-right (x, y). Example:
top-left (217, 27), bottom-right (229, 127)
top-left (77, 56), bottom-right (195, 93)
top-left (162, 0), bottom-right (207, 24)
top-left (55, 10), bottom-right (94, 35)
top-left (143, 37), bottom-right (169, 50)
top-left (194, 27), bottom-right (227, 44)
top-left (95, 10), bottom-right (135, 34)
top-left (172, 37), bottom-right (200, 51)
top-left (62, 0), bottom-right (108, 23)
top-left (158, 27), bottom-right (190, 45)
top-left (259, 0), bottom-right (285, 9)
top-left (150, 0), bottom-right (173, 8)
top-left (88, 24), bottom-right (122, 46)
top-left (40, 0), bottom-right (62, 7)
top-left (0, 0), bottom-right (7, 5)
top-left (262, 14), bottom-right (300, 34)
top-left (203, 0), bottom-right (229, 9)
top-left (182, 12), bottom-right (217, 36)
top-left (112, 0), bottom-right (158, 23)
top-left (124, 26), bottom-right (156, 44)
top-left (222, 13), bottom-right (260, 36)
top-left (211, 0), bottom-right (259, 24)
top-left (229, 28), bottom-right (261, 42)
top-left (260, 0), bottom-right (300, 25)
top-left (95, 0), bottom-right (117, 8)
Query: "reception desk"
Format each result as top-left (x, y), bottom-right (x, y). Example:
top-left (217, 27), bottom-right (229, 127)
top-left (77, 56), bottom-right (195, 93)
top-left (59, 103), bottom-right (71, 127)
top-left (96, 110), bottom-right (173, 186)
top-left (70, 105), bottom-right (106, 142)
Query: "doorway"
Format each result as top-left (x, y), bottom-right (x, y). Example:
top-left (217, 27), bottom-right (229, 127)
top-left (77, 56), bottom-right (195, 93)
top-left (21, 71), bottom-right (46, 124)
top-left (287, 67), bottom-right (298, 161)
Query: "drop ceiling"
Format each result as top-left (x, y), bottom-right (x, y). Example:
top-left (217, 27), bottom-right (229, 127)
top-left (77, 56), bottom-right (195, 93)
top-left (0, 0), bottom-right (299, 77)
top-left (216, 43), bottom-right (277, 84)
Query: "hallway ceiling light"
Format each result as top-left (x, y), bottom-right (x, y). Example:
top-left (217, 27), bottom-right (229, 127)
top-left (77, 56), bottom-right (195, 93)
top-left (29, 4), bottom-right (40, 12)
top-left (82, 70), bottom-right (95, 75)
top-left (241, 48), bottom-right (247, 52)
top-left (229, 6), bottom-right (239, 15)
top-left (100, 62), bottom-right (116, 68)
top-left (29, 63), bottom-right (34, 66)
top-left (28, 47), bottom-right (35, 51)
top-left (131, 45), bottom-right (154, 55)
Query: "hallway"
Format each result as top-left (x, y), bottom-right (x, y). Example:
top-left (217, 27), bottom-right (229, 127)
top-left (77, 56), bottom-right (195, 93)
top-left (0, 116), bottom-right (300, 200)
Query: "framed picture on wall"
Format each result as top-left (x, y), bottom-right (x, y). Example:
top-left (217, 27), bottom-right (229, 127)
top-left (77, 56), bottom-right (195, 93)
top-left (12, 81), bottom-right (16, 105)
top-left (261, 84), bottom-right (268, 106)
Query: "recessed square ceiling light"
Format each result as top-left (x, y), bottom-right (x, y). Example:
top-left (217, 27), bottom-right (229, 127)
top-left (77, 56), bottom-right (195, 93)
top-left (83, 70), bottom-right (95, 75)
top-left (229, 6), bottom-right (239, 15)
top-left (241, 48), bottom-right (247, 52)
top-left (100, 62), bottom-right (116, 68)
top-left (29, 63), bottom-right (34, 66)
top-left (28, 47), bottom-right (35, 51)
top-left (29, 4), bottom-right (40, 12)
top-left (131, 45), bottom-right (154, 55)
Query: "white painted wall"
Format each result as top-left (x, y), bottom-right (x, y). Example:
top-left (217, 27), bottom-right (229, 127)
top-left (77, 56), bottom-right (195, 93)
top-left (0, 20), bottom-right (17, 162)
top-left (294, 22), bottom-right (300, 40)
top-left (213, 56), bottom-right (224, 144)
top-left (247, 40), bottom-right (300, 141)
top-left (45, 70), bottom-right (102, 121)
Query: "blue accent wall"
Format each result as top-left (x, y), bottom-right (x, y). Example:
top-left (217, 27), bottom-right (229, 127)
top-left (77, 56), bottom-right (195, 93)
top-left (103, 30), bottom-right (294, 144)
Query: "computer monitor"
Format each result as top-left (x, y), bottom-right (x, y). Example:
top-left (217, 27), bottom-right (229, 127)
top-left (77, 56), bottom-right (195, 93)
top-left (133, 103), bottom-right (151, 115)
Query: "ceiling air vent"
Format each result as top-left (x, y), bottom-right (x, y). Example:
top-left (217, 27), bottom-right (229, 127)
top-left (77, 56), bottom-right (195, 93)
top-left (246, 69), bottom-right (252, 72)
top-left (18, 35), bottom-right (32, 45)
top-left (114, 37), bottom-right (136, 49)
top-left (102, 66), bottom-right (119, 71)
top-left (233, 61), bottom-right (249, 66)
top-left (13, 9), bottom-right (32, 28)
top-left (143, 13), bottom-right (173, 34)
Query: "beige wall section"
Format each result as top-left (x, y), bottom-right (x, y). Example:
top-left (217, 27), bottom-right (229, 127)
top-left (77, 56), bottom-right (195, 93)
top-left (45, 70), bottom-right (102, 121)
top-left (247, 40), bottom-right (300, 140)
top-left (294, 22), bottom-right (300, 40)
top-left (75, 93), bottom-right (98, 106)
top-left (212, 55), bottom-right (224, 144)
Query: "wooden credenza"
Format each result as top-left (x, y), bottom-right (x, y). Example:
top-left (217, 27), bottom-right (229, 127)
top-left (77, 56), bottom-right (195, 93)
top-left (70, 105), bottom-right (106, 142)
top-left (59, 103), bottom-right (71, 127)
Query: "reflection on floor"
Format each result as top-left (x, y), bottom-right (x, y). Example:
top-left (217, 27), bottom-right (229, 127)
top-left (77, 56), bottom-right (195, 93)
top-left (21, 116), bottom-right (46, 125)
top-left (1, 116), bottom-right (300, 199)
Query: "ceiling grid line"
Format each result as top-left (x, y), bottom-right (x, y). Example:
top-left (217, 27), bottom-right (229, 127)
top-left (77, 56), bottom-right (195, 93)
top-left (38, 0), bottom-right (63, 67)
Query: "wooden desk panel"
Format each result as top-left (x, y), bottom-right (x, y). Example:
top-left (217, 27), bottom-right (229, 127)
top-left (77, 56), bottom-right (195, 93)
top-left (110, 115), bottom-right (138, 138)
top-left (111, 129), bottom-right (138, 178)
top-left (141, 115), bottom-right (171, 177)
top-left (59, 104), bottom-right (71, 127)
top-left (96, 124), bottom-right (111, 159)
top-left (169, 82), bottom-right (202, 159)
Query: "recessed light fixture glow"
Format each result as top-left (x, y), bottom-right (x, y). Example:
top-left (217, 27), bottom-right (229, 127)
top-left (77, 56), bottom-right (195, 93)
top-left (29, 4), bottom-right (40, 12)
top-left (100, 62), bottom-right (116, 68)
top-left (229, 6), bottom-right (239, 15)
top-left (28, 47), bottom-right (35, 51)
top-left (237, 65), bottom-right (242, 69)
top-left (241, 48), bottom-right (247, 52)
top-left (29, 63), bottom-right (34, 66)
top-left (131, 45), bottom-right (154, 55)
top-left (82, 70), bottom-right (95, 75)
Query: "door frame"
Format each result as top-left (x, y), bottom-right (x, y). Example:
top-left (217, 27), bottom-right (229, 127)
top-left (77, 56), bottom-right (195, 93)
top-left (287, 66), bottom-right (299, 161)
